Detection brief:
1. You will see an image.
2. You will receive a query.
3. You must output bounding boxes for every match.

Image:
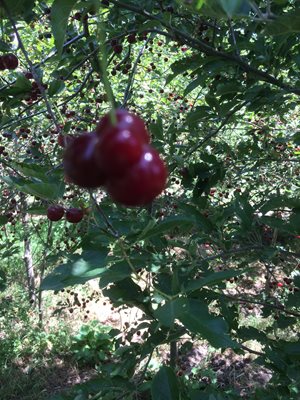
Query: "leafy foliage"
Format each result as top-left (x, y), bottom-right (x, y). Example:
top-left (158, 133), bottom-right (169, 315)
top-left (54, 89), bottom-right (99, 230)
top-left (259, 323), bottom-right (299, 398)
top-left (0, 0), bottom-right (299, 399)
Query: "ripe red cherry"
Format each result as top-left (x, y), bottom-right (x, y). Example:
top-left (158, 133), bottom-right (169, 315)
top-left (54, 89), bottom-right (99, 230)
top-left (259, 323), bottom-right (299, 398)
top-left (95, 126), bottom-right (145, 177)
top-left (47, 205), bottom-right (64, 221)
top-left (66, 208), bottom-right (84, 223)
top-left (2, 54), bottom-right (19, 70)
top-left (113, 44), bottom-right (123, 54)
top-left (96, 109), bottom-right (150, 144)
top-left (127, 34), bottom-right (136, 44)
top-left (63, 132), bottom-right (106, 188)
top-left (106, 145), bottom-right (167, 206)
top-left (24, 71), bottom-right (33, 79)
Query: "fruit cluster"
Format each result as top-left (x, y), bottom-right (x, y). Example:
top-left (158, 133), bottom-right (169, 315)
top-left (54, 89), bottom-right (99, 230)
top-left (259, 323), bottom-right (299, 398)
top-left (47, 205), bottom-right (84, 223)
top-left (63, 109), bottom-right (167, 206)
top-left (0, 54), bottom-right (18, 71)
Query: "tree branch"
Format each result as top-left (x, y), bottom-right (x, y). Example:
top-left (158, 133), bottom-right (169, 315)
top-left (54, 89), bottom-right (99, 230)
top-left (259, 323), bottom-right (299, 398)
top-left (109, 0), bottom-right (300, 96)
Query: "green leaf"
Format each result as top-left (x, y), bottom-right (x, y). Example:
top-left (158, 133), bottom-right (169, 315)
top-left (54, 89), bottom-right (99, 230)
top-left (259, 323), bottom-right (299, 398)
top-left (51, 0), bottom-right (79, 58)
top-left (153, 298), bottom-right (186, 327)
top-left (260, 196), bottom-right (300, 213)
top-left (41, 250), bottom-right (108, 290)
top-left (149, 117), bottom-right (164, 140)
top-left (184, 76), bottom-right (205, 97)
top-left (0, 0), bottom-right (35, 19)
top-left (1, 175), bottom-right (65, 201)
top-left (185, 269), bottom-right (247, 293)
top-left (139, 215), bottom-right (195, 240)
top-left (219, 0), bottom-right (246, 17)
top-left (99, 261), bottom-right (132, 289)
top-left (48, 79), bottom-right (65, 96)
top-left (0, 271), bottom-right (6, 292)
top-left (27, 207), bottom-right (47, 215)
top-left (216, 82), bottom-right (242, 96)
top-left (178, 299), bottom-right (238, 348)
top-left (0, 74), bottom-right (32, 96)
top-left (234, 197), bottom-right (254, 231)
top-left (103, 278), bottom-right (148, 311)
top-left (151, 366), bottom-right (179, 400)
top-left (293, 131), bottom-right (300, 145)
top-left (260, 215), bottom-right (299, 235)
top-left (267, 9), bottom-right (300, 35)
top-left (186, 107), bottom-right (211, 126)
top-left (0, 215), bottom-right (8, 226)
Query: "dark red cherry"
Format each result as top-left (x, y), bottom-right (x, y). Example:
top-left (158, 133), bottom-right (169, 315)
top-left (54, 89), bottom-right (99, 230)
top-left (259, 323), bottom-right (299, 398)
top-left (113, 44), bottom-right (123, 54)
top-left (47, 205), bottom-right (64, 221)
top-left (66, 208), bottom-right (84, 223)
top-left (106, 145), bottom-right (168, 206)
top-left (63, 132), bottom-right (106, 188)
top-left (2, 54), bottom-right (19, 70)
top-left (96, 109), bottom-right (150, 144)
top-left (24, 71), bottom-right (33, 79)
top-left (127, 34), bottom-right (136, 44)
top-left (95, 126), bottom-right (144, 177)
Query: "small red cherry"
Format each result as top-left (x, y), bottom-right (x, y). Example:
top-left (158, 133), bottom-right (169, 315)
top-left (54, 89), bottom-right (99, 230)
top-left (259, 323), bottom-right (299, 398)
top-left (66, 208), bottom-right (84, 223)
top-left (47, 205), bottom-right (64, 221)
top-left (113, 44), bottom-right (123, 54)
top-left (2, 54), bottom-right (19, 70)
top-left (127, 34), bottom-right (136, 44)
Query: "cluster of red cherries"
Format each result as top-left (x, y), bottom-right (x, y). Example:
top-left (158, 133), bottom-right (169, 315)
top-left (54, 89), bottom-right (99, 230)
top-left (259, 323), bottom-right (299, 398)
top-left (0, 53), bottom-right (18, 71)
top-left (62, 109), bottom-right (167, 207)
top-left (47, 205), bottom-right (84, 223)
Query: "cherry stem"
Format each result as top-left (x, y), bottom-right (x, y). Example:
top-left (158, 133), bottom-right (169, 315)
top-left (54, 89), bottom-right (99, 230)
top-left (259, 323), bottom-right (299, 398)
top-left (97, 8), bottom-right (117, 125)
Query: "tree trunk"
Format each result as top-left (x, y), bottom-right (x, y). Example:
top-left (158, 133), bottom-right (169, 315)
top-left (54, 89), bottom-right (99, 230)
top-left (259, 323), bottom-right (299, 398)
top-left (21, 193), bottom-right (36, 304)
top-left (22, 206), bottom-right (36, 304)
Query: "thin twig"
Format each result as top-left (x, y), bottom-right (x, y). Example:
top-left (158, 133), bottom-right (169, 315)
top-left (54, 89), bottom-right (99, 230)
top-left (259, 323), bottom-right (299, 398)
top-left (122, 37), bottom-right (150, 107)
top-left (89, 191), bottom-right (119, 237)
top-left (188, 101), bottom-right (247, 155)
top-left (109, 0), bottom-right (299, 96)
top-left (224, 294), bottom-right (300, 318)
top-left (228, 18), bottom-right (240, 58)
